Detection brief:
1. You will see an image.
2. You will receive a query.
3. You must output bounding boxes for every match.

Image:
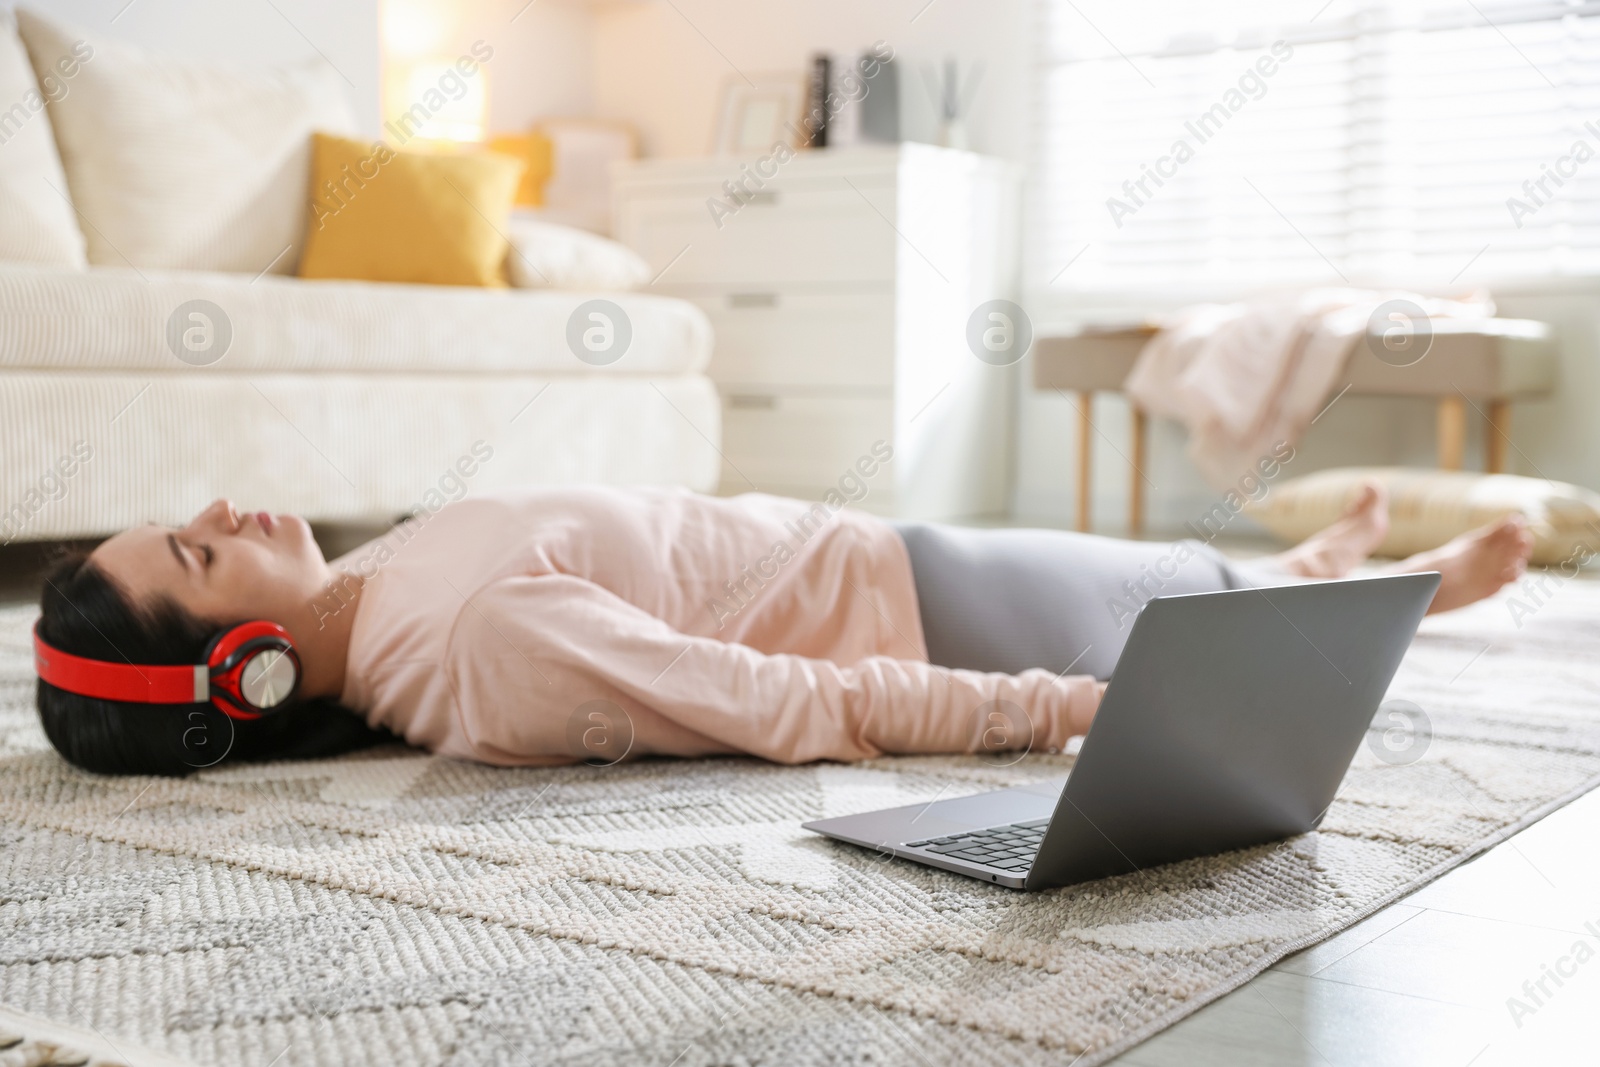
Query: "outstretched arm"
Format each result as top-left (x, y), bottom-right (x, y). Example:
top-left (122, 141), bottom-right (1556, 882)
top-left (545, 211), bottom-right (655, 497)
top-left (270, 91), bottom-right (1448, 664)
top-left (443, 574), bottom-right (1103, 765)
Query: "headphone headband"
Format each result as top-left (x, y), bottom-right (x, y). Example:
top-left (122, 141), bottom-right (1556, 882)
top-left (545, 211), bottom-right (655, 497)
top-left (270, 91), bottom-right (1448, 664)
top-left (34, 620), bottom-right (301, 721)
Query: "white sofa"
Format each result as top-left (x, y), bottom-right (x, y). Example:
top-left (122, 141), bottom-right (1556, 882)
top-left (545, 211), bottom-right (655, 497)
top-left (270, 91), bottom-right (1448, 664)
top-left (0, 265), bottom-right (720, 543)
top-left (0, 9), bottom-right (719, 544)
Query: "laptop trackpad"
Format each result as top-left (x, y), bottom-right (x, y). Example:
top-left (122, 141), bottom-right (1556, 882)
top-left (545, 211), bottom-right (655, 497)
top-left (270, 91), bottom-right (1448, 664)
top-left (924, 780), bottom-right (1062, 829)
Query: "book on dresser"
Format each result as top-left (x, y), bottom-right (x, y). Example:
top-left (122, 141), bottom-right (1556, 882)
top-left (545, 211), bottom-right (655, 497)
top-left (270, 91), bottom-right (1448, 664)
top-left (613, 143), bottom-right (1022, 521)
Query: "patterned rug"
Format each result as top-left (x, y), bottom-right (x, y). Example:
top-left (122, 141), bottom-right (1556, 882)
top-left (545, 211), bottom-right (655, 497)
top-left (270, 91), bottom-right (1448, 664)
top-left (3, 582), bottom-right (1600, 1067)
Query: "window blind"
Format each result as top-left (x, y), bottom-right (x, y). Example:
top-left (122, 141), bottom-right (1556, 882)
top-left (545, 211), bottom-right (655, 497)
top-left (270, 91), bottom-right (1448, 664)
top-left (1032, 0), bottom-right (1600, 290)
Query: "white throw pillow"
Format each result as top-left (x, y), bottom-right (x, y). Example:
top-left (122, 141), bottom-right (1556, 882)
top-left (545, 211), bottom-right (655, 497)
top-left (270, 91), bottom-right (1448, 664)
top-left (505, 215), bottom-right (651, 291)
top-left (14, 9), bottom-right (355, 276)
top-left (0, 15), bottom-right (86, 266)
top-left (1245, 466), bottom-right (1600, 566)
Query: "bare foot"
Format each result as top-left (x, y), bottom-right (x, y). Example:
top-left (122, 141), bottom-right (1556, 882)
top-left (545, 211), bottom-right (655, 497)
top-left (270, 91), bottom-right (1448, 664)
top-left (1384, 515), bottom-right (1534, 614)
top-left (1269, 482), bottom-right (1391, 579)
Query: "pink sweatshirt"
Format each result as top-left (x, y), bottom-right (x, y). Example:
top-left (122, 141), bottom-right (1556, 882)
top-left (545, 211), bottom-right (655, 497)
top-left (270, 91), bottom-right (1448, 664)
top-left (335, 488), bottom-right (1100, 766)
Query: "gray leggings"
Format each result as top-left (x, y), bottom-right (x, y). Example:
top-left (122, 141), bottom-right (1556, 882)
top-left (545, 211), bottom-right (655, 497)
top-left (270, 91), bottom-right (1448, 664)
top-left (892, 523), bottom-right (1295, 680)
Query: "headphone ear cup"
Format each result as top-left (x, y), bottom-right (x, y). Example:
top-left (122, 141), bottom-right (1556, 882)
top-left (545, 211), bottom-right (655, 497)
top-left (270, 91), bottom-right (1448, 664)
top-left (204, 622), bottom-right (302, 720)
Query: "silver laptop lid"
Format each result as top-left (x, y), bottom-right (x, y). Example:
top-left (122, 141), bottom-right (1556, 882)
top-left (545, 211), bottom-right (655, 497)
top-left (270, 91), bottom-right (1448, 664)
top-left (1026, 571), bottom-right (1440, 889)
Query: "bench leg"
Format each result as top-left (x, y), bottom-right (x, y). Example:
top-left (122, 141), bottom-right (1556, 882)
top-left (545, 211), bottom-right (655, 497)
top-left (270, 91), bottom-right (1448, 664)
top-left (1129, 406), bottom-right (1147, 538)
top-left (1076, 390), bottom-right (1093, 533)
top-left (1485, 399), bottom-right (1510, 473)
top-left (1437, 396), bottom-right (1467, 471)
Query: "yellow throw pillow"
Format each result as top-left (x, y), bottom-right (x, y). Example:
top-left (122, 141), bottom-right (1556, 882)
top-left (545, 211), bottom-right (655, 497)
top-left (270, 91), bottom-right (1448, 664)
top-left (1244, 466), bottom-right (1600, 566)
top-left (487, 131), bottom-right (554, 206)
top-left (299, 132), bottom-right (525, 287)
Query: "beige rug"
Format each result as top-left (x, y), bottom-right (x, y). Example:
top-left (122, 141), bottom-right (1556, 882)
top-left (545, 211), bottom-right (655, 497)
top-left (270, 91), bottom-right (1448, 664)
top-left (3, 582), bottom-right (1600, 1067)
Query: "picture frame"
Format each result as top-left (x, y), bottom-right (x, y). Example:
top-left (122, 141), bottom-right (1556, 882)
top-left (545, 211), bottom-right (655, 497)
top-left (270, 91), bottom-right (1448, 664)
top-left (710, 74), bottom-right (804, 156)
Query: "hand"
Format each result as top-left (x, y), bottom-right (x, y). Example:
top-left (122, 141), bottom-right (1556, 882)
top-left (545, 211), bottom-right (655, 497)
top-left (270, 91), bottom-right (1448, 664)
top-left (1067, 678), bottom-right (1110, 737)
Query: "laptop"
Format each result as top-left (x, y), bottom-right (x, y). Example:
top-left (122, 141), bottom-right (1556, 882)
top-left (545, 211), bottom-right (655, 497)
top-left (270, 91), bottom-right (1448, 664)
top-left (803, 572), bottom-right (1440, 890)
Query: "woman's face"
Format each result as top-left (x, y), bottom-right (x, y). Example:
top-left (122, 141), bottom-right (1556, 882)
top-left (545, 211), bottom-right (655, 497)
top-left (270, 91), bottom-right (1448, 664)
top-left (91, 499), bottom-right (334, 625)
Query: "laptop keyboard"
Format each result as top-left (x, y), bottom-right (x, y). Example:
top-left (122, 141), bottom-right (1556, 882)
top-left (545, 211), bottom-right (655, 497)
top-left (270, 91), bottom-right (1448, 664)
top-left (904, 819), bottom-right (1049, 873)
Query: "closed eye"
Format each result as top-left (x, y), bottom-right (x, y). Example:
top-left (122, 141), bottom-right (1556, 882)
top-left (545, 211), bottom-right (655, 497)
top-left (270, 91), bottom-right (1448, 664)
top-left (200, 544), bottom-right (214, 567)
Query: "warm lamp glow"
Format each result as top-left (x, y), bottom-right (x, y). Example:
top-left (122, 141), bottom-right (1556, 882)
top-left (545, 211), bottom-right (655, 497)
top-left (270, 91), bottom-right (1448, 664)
top-left (381, 1), bottom-right (488, 146)
top-left (381, 0), bottom-right (454, 60)
top-left (393, 59), bottom-right (488, 143)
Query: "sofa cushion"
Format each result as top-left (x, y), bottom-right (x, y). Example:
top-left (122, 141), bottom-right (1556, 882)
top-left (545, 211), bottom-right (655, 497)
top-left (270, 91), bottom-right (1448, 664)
top-left (0, 265), bottom-right (711, 376)
top-left (0, 15), bottom-right (86, 266)
top-left (1245, 466), bottom-right (1600, 566)
top-left (14, 9), bottom-right (355, 276)
top-left (300, 133), bottom-right (525, 288)
top-left (0, 372), bottom-right (721, 539)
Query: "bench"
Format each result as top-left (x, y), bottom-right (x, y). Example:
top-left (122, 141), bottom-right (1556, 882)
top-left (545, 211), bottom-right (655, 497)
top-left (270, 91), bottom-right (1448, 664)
top-left (1031, 319), bottom-right (1558, 536)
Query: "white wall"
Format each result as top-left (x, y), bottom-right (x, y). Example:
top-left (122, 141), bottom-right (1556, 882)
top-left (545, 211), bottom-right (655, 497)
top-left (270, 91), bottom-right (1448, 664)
top-left (1493, 286), bottom-right (1600, 488)
top-left (483, 3), bottom-right (595, 131)
top-left (3, 0), bottom-right (383, 132)
top-left (384, 0), bottom-right (596, 134)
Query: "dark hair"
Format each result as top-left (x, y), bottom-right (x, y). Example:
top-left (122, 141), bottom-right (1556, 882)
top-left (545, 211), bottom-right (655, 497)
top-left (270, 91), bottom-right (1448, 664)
top-left (35, 551), bottom-right (390, 776)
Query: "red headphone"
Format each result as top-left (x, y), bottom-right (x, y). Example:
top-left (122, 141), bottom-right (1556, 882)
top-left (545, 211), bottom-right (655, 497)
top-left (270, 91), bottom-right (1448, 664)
top-left (33, 620), bottom-right (302, 721)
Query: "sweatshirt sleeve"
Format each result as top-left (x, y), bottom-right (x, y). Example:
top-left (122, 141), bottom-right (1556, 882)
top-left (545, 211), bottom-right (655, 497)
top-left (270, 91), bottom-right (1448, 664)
top-left (443, 574), bottom-right (1102, 765)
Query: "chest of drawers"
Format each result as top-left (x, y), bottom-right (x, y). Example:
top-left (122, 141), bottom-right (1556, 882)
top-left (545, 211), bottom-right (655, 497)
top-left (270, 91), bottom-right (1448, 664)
top-left (615, 144), bottom-right (1020, 519)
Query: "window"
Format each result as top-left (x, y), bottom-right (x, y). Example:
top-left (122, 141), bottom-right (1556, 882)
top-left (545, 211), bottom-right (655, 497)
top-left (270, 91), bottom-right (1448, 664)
top-left (1032, 1), bottom-right (1600, 291)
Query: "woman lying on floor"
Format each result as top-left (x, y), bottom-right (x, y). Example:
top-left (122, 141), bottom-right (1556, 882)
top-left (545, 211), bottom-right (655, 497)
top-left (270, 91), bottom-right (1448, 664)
top-left (34, 485), bottom-right (1532, 775)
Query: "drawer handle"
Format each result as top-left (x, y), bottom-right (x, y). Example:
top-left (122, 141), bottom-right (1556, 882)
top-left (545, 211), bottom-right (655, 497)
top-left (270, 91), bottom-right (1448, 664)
top-left (743, 190), bottom-right (780, 207)
top-left (727, 394), bottom-right (778, 410)
top-left (727, 292), bottom-right (780, 309)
